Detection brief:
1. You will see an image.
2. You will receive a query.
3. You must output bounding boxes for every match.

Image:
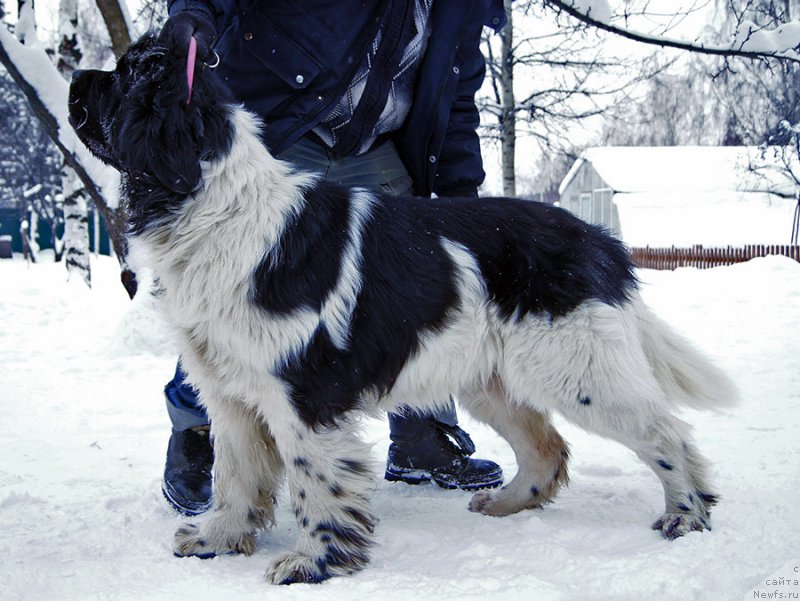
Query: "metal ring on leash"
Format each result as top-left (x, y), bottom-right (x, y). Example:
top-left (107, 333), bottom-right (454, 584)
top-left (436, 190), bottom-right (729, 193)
top-left (204, 51), bottom-right (221, 69)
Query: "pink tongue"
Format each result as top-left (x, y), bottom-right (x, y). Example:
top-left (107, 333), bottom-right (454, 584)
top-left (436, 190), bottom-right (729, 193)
top-left (186, 36), bottom-right (197, 104)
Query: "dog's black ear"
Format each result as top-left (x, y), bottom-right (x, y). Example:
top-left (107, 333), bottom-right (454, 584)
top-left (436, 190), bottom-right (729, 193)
top-left (113, 55), bottom-right (232, 195)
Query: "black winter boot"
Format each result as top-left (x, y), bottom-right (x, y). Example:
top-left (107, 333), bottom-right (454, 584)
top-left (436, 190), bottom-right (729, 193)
top-left (385, 417), bottom-right (503, 490)
top-left (162, 425), bottom-right (213, 516)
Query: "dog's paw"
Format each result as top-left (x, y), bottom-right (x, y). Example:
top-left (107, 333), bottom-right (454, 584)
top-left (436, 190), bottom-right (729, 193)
top-left (652, 512), bottom-right (709, 540)
top-left (173, 523), bottom-right (256, 558)
top-left (468, 489), bottom-right (541, 516)
top-left (468, 491), bottom-right (496, 515)
top-left (265, 552), bottom-right (329, 585)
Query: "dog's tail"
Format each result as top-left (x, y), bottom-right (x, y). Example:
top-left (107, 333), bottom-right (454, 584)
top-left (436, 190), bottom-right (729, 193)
top-left (634, 298), bottom-right (739, 411)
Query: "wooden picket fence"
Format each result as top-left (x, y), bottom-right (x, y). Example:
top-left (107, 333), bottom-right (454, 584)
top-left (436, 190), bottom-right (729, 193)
top-left (629, 244), bottom-right (800, 270)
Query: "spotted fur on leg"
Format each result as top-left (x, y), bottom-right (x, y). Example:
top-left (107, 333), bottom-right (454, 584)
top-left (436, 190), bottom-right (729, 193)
top-left (263, 405), bottom-right (376, 584)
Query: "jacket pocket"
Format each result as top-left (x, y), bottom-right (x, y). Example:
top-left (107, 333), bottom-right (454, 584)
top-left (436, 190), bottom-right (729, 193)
top-left (238, 7), bottom-right (322, 90)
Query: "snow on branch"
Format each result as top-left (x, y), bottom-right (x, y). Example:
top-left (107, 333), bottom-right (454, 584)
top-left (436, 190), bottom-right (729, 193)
top-left (545, 0), bottom-right (800, 62)
top-left (0, 26), bottom-right (120, 211)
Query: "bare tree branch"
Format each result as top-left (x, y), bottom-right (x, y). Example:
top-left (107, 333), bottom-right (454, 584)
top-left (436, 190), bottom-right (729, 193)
top-left (94, 0), bottom-right (132, 56)
top-left (543, 0), bottom-right (800, 63)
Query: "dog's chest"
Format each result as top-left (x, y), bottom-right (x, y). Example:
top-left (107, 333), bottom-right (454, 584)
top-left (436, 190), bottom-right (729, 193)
top-left (154, 248), bottom-right (320, 377)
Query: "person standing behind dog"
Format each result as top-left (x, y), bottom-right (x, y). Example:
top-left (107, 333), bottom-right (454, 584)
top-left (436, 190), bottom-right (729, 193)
top-left (158, 0), bottom-right (508, 516)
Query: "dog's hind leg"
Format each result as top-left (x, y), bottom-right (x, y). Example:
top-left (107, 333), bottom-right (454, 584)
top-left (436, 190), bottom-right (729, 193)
top-left (173, 401), bottom-right (283, 558)
top-left (566, 403), bottom-right (718, 539)
top-left (548, 303), bottom-right (720, 539)
top-left (262, 408), bottom-right (376, 585)
top-left (458, 377), bottom-right (570, 517)
top-left (633, 421), bottom-right (718, 539)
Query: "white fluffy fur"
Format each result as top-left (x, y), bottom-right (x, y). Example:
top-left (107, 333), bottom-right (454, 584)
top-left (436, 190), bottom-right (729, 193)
top-left (319, 190), bottom-right (374, 351)
top-left (132, 106), bottom-right (738, 583)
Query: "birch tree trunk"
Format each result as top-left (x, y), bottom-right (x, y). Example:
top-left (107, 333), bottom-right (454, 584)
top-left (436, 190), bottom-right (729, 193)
top-left (58, 0), bottom-right (92, 286)
top-left (15, 0), bottom-right (36, 45)
top-left (20, 213), bottom-right (38, 263)
top-left (16, 0), bottom-right (38, 266)
top-left (62, 177), bottom-right (92, 285)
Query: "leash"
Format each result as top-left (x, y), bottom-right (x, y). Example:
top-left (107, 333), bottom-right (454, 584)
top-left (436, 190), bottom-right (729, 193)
top-left (186, 35), bottom-right (197, 105)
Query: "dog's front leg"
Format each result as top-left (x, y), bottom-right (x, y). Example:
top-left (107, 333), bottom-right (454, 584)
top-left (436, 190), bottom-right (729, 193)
top-left (173, 401), bottom-right (283, 558)
top-left (264, 409), bottom-right (376, 585)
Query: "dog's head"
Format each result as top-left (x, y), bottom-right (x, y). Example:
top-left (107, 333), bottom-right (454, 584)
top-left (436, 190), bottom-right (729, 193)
top-left (68, 31), bottom-right (233, 197)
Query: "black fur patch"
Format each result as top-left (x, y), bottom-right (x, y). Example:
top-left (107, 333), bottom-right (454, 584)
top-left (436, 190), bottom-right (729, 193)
top-left (424, 196), bottom-right (637, 321)
top-left (697, 491), bottom-right (719, 506)
top-left (259, 185), bottom-right (459, 428)
top-left (68, 32), bottom-right (234, 236)
top-left (252, 182), bottom-right (351, 314)
top-left (260, 185), bottom-right (636, 428)
top-left (250, 179), bottom-right (636, 429)
top-left (313, 520), bottom-right (372, 550)
top-left (337, 459), bottom-right (371, 475)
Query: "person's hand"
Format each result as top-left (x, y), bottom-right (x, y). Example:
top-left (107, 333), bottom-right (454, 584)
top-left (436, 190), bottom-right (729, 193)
top-left (159, 11), bottom-right (216, 61)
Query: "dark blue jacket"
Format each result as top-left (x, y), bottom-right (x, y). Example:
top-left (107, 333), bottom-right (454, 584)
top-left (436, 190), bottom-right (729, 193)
top-left (168, 0), bottom-right (506, 196)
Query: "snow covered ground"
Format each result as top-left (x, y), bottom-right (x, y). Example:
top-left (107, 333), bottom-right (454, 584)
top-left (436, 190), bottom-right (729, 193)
top-left (1, 253), bottom-right (798, 601)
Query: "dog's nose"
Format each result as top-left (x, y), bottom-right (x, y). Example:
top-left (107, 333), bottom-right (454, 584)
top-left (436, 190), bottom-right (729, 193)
top-left (68, 69), bottom-right (97, 101)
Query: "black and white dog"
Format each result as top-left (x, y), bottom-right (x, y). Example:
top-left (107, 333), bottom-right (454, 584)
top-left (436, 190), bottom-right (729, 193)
top-left (69, 33), bottom-right (737, 584)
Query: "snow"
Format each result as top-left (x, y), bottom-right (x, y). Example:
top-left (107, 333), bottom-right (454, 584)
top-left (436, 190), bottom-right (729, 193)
top-left (1, 254), bottom-right (799, 600)
top-left (733, 20), bottom-right (800, 57)
top-left (614, 190), bottom-right (797, 247)
top-left (558, 146), bottom-right (799, 247)
top-left (562, 146), bottom-right (799, 197)
top-left (563, 0), bottom-right (612, 23)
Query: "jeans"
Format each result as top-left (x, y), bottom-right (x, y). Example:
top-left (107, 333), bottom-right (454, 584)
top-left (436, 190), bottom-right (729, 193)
top-left (165, 135), bottom-right (458, 441)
